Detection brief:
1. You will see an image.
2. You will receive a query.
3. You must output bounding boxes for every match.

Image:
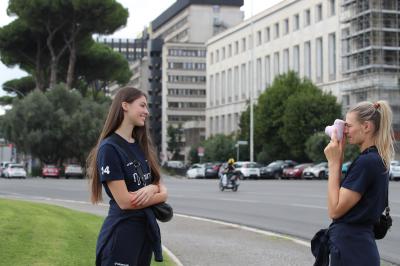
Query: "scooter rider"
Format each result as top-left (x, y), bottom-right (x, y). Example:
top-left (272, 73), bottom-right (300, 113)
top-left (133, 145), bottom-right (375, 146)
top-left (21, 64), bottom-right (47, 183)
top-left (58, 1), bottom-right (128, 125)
top-left (221, 158), bottom-right (236, 187)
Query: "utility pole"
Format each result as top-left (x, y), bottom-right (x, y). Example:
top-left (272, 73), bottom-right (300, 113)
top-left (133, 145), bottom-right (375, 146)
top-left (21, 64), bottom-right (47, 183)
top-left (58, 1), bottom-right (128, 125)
top-left (250, 0), bottom-right (255, 162)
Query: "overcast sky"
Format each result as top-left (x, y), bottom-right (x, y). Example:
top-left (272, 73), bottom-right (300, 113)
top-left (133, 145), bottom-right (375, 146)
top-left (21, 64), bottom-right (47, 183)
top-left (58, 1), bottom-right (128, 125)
top-left (0, 0), bottom-right (282, 98)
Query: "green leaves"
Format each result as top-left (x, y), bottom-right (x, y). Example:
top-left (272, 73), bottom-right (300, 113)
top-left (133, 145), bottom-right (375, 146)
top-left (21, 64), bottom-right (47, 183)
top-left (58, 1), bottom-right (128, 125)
top-left (202, 134), bottom-right (235, 162)
top-left (0, 85), bottom-right (110, 165)
top-left (239, 71), bottom-right (342, 162)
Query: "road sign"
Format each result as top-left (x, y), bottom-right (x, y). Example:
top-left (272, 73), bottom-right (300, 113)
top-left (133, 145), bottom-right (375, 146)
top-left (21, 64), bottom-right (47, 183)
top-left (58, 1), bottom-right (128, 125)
top-left (197, 146), bottom-right (204, 157)
top-left (237, 141), bottom-right (248, 145)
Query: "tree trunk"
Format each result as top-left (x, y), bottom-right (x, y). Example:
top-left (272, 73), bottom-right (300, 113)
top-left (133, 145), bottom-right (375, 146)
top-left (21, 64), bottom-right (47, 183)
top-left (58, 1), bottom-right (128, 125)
top-left (66, 40), bottom-right (76, 89)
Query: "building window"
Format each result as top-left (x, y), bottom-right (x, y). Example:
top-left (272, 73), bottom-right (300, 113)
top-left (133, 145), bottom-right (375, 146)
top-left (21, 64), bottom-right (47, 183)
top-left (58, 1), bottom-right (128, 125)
top-left (242, 37), bottom-right (246, 52)
top-left (316, 4), bottom-right (323, 22)
top-left (215, 73), bottom-right (220, 105)
top-left (328, 32), bottom-right (336, 80)
top-left (256, 58), bottom-right (262, 95)
top-left (293, 45), bottom-right (300, 73)
top-left (228, 44), bottom-right (232, 57)
top-left (304, 41), bottom-right (311, 78)
top-left (284, 18), bottom-right (289, 35)
top-left (235, 41), bottom-right (239, 55)
top-left (257, 30), bottom-right (262, 46)
top-left (265, 55), bottom-right (271, 87)
top-left (248, 34), bottom-right (253, 49)
top-left (209, 75), bottom-right (214, 106)
top-left (241, 63), bottom-right (246, 99)
top-left (221, 71), bottom-right (226, 104)
top-left (283, 49), bottom-right (289, 73)
top-left (293, 14), bottom-right (300, 31)
top-left (316, 37), bottom-right (323, 82)
top-left (216, 49), bottom-right (220, 62)
top-left (274, 52), bottom-right (280, 76)
top-left (274, 23), bottom-right (280, 39)
top-left (227, 68), bottom-right (232, 102)
top-left (329, 0), bottom-right (336, 16)
top-left (222, 47), bottom-right (226, 60)
top-left (210, 52), bottom-right (214, 64)
top-left (265, 27), bottom-right (270, 42)
top-left (234, 66), bottom-right (239, 100)
top-left (304, 9), bottom-right (311, 26)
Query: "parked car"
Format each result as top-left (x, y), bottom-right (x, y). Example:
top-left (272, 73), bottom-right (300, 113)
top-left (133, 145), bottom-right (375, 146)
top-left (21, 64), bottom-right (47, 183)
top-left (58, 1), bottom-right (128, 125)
top-left (165, 160), bottom-right (185, 169)
top-left (186, 163), bottom-right (206, 179)
top-left (234, 161), bottom-right (261, 179)
top-left (302, 162), bottom-right (328, 179)
top-left (282, 163), bottom-right (313, 179)
top-left (42, 165), bottom-right (60, 178)
top-left (3, 163), bottom-right (26, 179)
top-left (341, 161), bottom-right (352, 176)
top-left (204, 162), bottom-right (222, 178)
top-left (0, 161), bottom-right (12, 177)
top-left (64, 164), bottom-right (84, 179)
top-left (260, 160), bottom-right (298, 179)
top-left (390, 160), bottom-right (400, 181)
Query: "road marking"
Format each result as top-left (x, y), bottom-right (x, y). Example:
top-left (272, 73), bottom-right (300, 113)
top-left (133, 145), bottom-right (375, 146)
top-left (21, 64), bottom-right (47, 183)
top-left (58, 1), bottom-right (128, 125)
top-left (176, 214), bottom-right (310, 247)
top-left (290, 203), bottom-right (327, 210)
top-left (170, 194), bottom-right (260, 203)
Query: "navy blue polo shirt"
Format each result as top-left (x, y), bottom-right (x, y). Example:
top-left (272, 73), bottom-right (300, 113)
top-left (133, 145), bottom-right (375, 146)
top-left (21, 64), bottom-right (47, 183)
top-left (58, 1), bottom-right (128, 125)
top-left (335, 146), bottom-right (389, 225)
top-left (97, 134), bottom-right (152, 201)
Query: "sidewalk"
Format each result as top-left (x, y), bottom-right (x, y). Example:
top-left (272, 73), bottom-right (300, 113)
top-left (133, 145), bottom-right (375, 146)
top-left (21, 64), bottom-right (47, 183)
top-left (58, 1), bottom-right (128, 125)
top-left (159, 214), bottom-right (314, 266)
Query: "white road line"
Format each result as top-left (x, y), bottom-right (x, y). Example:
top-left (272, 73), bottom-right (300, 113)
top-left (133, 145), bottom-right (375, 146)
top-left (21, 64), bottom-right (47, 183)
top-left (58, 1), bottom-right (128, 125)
top-left (170, 194), bottom-right (260, 203)
top-left (176, 214), bottom-right (310, 247)
top-left (290, 203), bottom-right (327, 210)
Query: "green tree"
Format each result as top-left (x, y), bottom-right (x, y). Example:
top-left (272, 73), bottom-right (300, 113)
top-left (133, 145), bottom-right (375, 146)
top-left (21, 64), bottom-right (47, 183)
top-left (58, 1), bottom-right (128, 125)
top-left (1, 0), bottom-right (129, 90)
top-left (203, 134), bottom-right (235, 162)
top-left (167, 124), bottom-right (183, 160)
top-left (305, 133), bottom-right (330, 163)
top-left (1, 85), bottom-right (109, 165)
top-left (240, 71), bottom-right (341, 162)
top-left (3, 76), bottom-right (36, 97)
top-left (188, 146), bottom-right (200, 164)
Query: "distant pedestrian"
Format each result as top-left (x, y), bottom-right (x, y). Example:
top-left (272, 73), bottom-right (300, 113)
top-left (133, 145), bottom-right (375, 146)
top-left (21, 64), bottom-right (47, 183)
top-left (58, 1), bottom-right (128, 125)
top-left (87, 86), bottom-right (168, 266)
top-left (322, 100), bottom-right (393, 265)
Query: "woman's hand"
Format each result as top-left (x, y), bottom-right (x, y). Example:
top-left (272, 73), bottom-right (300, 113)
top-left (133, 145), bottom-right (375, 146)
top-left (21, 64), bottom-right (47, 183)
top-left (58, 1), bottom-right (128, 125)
top-left (130, 184), bottom-right (159, 207)
top-left (324, 129), bottom-right (346, 166)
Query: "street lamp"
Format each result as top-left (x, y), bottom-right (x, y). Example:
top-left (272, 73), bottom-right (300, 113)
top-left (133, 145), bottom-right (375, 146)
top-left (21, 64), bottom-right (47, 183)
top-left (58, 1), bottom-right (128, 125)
top-left (249, 0), bottom-right (255, 162)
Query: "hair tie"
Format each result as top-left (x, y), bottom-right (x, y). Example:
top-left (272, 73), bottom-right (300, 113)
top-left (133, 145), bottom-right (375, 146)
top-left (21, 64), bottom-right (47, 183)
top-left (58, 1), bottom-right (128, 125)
top-left (373, 102), bottom-right (380, 109)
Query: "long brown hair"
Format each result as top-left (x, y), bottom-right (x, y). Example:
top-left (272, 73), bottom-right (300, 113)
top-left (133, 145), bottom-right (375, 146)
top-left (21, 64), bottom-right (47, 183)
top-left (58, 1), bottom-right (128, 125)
top-left (348, 100), bottom-right (394, 169)
top-left (87, 87), bottom-right (161, 204)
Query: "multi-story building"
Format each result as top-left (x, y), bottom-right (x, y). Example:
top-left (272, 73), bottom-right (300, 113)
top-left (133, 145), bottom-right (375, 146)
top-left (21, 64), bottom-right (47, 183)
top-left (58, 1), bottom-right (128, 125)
top-left (206, 0), bottom-right (400, 143)
top-left (340, 0), bottom-right (400, 136)
top-left (147, 0), bottom-right (244, 162)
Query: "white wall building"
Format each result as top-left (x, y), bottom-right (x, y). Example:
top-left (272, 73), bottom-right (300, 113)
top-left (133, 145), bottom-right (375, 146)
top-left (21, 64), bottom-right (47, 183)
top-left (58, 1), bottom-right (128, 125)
top-left (206, 0), bottom-right (343, 137)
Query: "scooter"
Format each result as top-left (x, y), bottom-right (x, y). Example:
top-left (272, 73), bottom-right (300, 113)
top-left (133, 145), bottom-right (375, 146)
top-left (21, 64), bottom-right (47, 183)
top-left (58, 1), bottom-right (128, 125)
top-left (219, 173), bottom-right (239, 192)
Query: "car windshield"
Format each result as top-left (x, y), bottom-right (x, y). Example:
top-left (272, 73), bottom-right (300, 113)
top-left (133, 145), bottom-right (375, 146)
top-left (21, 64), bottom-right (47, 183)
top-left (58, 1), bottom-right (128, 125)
top-left (315, 162), bottom-right (327, 168)
top-left (46, 165), bottom-right (57, 168)
top-left (267, 162), bottom-right (283, 167)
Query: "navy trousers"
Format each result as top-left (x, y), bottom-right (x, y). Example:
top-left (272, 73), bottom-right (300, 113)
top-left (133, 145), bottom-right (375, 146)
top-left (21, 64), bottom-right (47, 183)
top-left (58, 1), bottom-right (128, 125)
top-left (329, 223), bottom-right (379, 266)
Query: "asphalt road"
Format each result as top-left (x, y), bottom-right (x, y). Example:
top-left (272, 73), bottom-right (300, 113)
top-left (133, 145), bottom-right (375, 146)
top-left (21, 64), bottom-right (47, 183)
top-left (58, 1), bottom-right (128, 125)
top-left (0, 177), bottom-right (398, 265)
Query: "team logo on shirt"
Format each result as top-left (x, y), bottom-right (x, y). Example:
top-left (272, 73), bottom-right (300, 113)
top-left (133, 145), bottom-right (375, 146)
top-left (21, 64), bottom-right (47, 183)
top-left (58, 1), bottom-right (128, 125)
top-left (101, 166), bottom-right (110, 175)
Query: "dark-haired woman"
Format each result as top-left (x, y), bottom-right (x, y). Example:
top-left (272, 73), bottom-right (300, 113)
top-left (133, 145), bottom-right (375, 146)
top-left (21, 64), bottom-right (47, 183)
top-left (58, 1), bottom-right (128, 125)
top-left (87, 87), bottom-right (167, 266)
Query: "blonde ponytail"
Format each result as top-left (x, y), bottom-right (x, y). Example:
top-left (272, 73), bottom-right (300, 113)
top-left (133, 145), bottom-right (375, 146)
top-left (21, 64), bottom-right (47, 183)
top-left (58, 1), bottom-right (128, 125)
top-left (349, 100), bottom-right (394, 169)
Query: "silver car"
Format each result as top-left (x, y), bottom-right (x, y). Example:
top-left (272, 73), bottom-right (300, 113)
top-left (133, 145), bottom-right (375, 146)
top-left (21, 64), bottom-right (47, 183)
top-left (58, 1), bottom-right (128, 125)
top-left (302, 162), bottom-right (328, 179)
top-left (390, 160), bottom-right (400, 181)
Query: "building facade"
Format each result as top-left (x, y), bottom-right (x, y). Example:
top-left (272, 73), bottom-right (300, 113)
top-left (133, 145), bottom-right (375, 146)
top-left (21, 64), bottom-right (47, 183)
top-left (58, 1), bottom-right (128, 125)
top-left (206, 0), bottom-right (400, 140)
top-left (147, 0), bottom-right (244, 162)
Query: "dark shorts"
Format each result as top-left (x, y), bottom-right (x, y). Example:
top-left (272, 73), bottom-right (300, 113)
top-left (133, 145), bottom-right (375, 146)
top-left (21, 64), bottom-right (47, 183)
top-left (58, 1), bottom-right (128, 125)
top-left (329, 223), bottom-right (379, 266)
top-left (99, 218), bottom-right (152, 266)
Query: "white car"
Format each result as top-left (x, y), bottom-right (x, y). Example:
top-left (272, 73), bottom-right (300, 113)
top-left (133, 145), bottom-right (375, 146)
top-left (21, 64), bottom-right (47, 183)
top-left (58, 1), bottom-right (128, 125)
top-left (302, 162), bottom-right (328, 179)
top-left (0, 161), bottom-right (12, 177)
top-left (234, 161), bottom-right (261, 179)
top-left (186, 163), bottom-right (205, 179)
top-left (390, 160), bottom-right (400, 181)
top-left (65, 164), bottom-right (84, 179)
top-left (4, 163), bottom-right (27, 179)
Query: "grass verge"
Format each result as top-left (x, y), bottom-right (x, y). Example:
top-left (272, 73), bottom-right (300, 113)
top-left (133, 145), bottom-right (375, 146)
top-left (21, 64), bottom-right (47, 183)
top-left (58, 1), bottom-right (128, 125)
top-left (0, 198), bottom-right (175, 266)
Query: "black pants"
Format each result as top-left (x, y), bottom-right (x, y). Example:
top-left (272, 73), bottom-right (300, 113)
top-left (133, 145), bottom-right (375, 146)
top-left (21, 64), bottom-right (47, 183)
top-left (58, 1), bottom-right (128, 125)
top-left (100, 219), bottom-right (152, 266)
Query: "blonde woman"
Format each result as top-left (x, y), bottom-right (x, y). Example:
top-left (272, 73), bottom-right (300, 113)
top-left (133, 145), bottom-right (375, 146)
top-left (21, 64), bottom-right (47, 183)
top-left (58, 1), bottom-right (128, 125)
top-left (323, 100), bottom-right (394, 265)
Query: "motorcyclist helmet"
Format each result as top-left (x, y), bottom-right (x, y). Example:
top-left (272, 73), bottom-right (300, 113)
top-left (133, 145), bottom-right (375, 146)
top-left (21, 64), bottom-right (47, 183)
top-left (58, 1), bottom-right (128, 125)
top-left (228, 158), bottom-right (235, 165)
